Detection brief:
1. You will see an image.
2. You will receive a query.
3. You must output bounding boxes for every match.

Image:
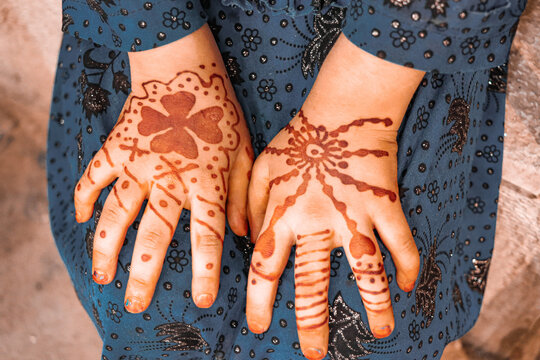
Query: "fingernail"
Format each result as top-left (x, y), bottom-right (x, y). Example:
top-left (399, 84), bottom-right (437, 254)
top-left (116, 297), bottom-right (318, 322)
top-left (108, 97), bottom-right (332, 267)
top-left (373, 325), bottom-right (392, 338)
top-left (304, 348), bottom-right (324, 360)
top-left (125, 296), bottom-right (145, 313)
top-left (404, 281), bottom-right (416, 292)
top-left (92, 270), bottom-right (108, 284)
top-left (195, 294), bottom-right (214, 308)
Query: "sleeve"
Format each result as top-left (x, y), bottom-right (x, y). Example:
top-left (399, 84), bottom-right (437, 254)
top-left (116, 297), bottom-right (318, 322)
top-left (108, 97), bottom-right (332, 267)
top-left (62, 0), bottom-right (208, 52)
top-left (341, 0), bottom-right (527, 73)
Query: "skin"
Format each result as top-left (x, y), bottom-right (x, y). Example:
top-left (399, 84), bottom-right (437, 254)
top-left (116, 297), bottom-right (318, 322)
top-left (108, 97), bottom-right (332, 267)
top-left (246, 34), bottom-right (425, 360)
top-left (74, 25), bottom-right (254, 312)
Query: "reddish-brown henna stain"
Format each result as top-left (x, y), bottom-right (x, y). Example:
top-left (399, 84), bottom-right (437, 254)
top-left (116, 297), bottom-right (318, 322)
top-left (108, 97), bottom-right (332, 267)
top-left (148, 202), bottom-right (173, 236)
top-left (206, 263), bottom-right (214, 270)
top-left (141, 254), bottom-right (151, 262)
top-left (100, 231), bottom-right (106, 238)
top-left (155, 183), bottom-right (183, 206)
top-left (119, 138), bottom-right (150, 161)
top-left (124, 167), bottom-right (142, 187)
top-left (112, 186), bottom-right (127, 211)
top-left (159, 200), bottom-right (168, 208)
top-left (121, 180), bottom-right (130, 189)
top-left (94, 160), bottom-right (101, 168)
top-left (102, 146), bottom-right (114, 167)
top-left (194, 219), bottom-right (223, 243)
top-left (257, 111), bottom-right (396, 262)
top-left (196, 195), bottom-right (225, 213)
top-left (138, 91), bottom-right (224, 159)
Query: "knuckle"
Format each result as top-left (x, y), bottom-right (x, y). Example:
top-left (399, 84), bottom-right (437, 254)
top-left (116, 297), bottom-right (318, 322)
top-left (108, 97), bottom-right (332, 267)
top-left (92, 249), bottom-right (115, 265)
top-left (102, 202), bottom-right (124, 220)
top-left (140, 230), bottom-right (169, 250)
top-left (129, 277), bottom-right (152, 289)
top-left (196, 235), bottom-right (223, 254)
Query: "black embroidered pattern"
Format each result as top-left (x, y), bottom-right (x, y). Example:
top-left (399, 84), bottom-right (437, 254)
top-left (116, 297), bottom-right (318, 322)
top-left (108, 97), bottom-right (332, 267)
top-left (154, 322), bottom-right (208, 351)
top-left (85, 201), bottom-right (103, 259)
top-left (452, 282), bottom-right (465, 311)
top-left (80, 48), bottom-right (128, 120)
top-left (302, 7), bottom-right (346, 78)
top-left (328, 292), bottom-right (375, 359)
top-left (414, 217), bottom-right (452, 327)
top-left (466, 258), bottom-right (491, 294)
top-left (447, 98), bottom-right (470, 155)
top-left (222, 52), bottom-right (245, 85)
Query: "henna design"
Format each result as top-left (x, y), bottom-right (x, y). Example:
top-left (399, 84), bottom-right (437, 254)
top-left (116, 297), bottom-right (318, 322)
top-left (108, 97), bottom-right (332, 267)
top-left (119, 138), bottom-right (150, 161)
top-left (295, 230), bottom-right (331, 331)
top-left (138, 91), bottom-right (224, 158)
top-left (255, 111), bottom-right (396, 260)
top-left (250, 111), bottom-right (397, 331)
top-left (141, 254), bottom-right (152, 262)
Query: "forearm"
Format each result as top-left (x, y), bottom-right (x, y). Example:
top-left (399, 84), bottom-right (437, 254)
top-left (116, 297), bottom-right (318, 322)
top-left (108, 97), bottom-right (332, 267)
top-left (302, 33), bottom-right (425, 131)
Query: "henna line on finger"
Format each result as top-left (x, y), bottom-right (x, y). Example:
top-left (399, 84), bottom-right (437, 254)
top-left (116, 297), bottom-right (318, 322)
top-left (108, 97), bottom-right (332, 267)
top-left (364, 304), bottom-right (392, 313)
top-left (296, 229), bottom-right (331, 239)
top-left (362, 298), bottom-right (392, 305)
top-left (294, 257), bottom-right (330, 268)
top-left (296, 275), bottom-right (330, 287)
top-left (295, 298), bottom-right (328, 311)
top-left (295, 247), bottom-right (331, 258)
top-left (250, 263), bottom-right (279, 281)
top-left (296, 315), bottom-right (328, 331)
top-left (196, 195), bottom-right (225, 213)
top-left (352, 267), bottom-right (385, 275)
top-left (86, 161), bottom-right (95, 185)
top-left (294, 267), bottom-right (330, 279)
top-left (155, 184), bottom-right (182, 206)
top-left (102, 146), bottom-right (115, 167)
top-left (296, 307), bottom-right (327, 321)
top-left (124, 167), bottom-right (142, 187)
top-left (112, 186), bottom-right (127, 212)
top-left (358, 286), bottom-right (389, 295)
top-left (148, 202), bottom-right (174, 236)
top-left (194, 219), bottom-right (224, 243)
top-left (296, 289), bottom-right (328, 298)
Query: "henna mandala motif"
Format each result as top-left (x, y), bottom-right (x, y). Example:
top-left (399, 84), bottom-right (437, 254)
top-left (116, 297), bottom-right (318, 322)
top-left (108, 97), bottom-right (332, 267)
top-left (255, 110), bottom-right (396, 260)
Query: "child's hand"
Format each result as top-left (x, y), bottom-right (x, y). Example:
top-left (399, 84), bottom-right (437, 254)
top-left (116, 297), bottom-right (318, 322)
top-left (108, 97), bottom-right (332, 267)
top-left (246, 33), bottom-right (424, 360)
top-left (74, 25), bottom-right (254, 313)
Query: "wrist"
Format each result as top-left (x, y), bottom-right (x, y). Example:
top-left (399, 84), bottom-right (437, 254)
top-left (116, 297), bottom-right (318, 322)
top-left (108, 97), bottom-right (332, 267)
top-left (128, 24), bottom-right (220, 91)
top-left (302, 33), bottom-right (424, 131)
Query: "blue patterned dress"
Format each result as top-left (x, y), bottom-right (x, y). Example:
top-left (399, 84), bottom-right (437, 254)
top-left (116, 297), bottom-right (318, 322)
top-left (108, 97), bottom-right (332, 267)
top-left (49, 0), bottom-right (526, 359)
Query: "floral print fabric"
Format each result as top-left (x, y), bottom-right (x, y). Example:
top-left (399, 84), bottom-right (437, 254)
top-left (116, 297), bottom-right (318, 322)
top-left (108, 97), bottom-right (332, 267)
top-left (49, 0), bottom-right (523, 359)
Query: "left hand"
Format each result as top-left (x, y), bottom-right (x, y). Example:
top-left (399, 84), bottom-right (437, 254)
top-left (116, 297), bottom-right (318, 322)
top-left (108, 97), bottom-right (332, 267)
top-left (245, 34), bottom-right (425, 360)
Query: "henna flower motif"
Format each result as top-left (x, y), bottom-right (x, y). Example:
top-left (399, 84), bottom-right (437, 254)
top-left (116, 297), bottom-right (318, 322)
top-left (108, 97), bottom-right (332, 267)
top-left (138, 91), bottom-right (224, 159)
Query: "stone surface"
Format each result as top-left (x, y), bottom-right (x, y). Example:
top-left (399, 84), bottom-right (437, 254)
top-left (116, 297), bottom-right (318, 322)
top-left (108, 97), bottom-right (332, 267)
top-left (0, 0), bottom-right (537, 359)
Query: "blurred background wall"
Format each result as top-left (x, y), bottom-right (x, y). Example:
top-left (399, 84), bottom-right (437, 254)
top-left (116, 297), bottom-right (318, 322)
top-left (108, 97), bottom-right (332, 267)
top-left (0, 1), bottom-right (538, 359)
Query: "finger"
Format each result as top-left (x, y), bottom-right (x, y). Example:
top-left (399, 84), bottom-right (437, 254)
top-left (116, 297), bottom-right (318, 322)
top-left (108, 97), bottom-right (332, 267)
top-left (371, 207), bottom-right (420, 292)
top-left (92, 174), bottom-right (146, 284)
top-left (189, 193), bottom-right (227, 308)
top-left (246, 212), bottom-right (293, 333)
top-left (124, 184), bottom-right (185, 313)
top-left (247, 155), bottom-right (270, 242)
top-left (226, 144), bottom-right (254, 236)
top-left (343, 229), bottom-right (395, 339)
top-left (74, 146), bottom-right (119, 222)
top-left (294, 230), bottom-right (333, 360)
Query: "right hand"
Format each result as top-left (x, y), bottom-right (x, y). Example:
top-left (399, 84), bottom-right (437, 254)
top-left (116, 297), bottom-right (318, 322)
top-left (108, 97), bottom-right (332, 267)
top-left (74, 25), bottom-right (254, 312)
